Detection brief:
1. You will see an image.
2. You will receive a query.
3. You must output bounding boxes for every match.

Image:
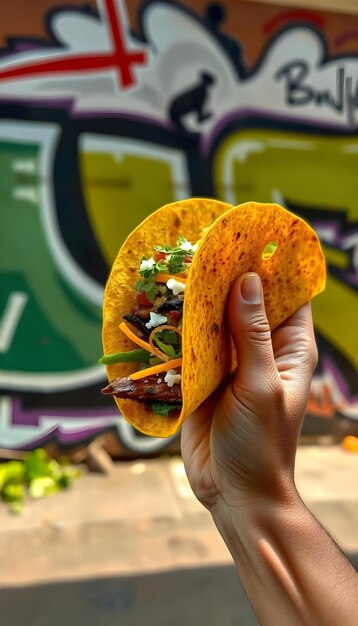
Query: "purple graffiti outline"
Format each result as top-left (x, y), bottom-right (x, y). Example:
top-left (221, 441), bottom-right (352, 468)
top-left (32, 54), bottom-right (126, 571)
top-left (310, 218), bottom-right (358, 288)
top-left (6, 397), bottom-right (121, 449)
top-left (323, 356), bottom-right (358, 406)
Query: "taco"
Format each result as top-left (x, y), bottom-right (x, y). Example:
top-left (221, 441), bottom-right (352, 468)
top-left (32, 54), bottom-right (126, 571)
top-left (100, 199), bottom-right (326, 438)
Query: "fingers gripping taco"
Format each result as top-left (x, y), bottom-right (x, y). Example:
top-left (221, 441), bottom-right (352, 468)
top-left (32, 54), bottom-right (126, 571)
top-left (100, 199), bottom-right (326, 438)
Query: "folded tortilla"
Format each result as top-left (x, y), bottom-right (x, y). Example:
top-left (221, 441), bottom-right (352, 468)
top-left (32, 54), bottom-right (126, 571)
top-left (102, 199), bottom-right (326, 437)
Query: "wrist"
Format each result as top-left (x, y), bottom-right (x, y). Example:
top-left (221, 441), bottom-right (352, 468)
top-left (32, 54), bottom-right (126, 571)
top-left (210, 479), bottom-right (301, 562)
top-left (211, 463), bottom-right (298, 519)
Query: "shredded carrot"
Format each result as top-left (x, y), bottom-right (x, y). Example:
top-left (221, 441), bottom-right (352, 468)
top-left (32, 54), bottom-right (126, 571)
top-left (155, 274), bottom-right (187, 284)
top-left (129, 358), bottom-right (182, 381)
top-left (119, 321), bottom-right (170, 362)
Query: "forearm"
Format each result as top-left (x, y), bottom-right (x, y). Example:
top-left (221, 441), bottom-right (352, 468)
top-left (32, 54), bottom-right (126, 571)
top-left (212, 489), bottom-right (358, 626)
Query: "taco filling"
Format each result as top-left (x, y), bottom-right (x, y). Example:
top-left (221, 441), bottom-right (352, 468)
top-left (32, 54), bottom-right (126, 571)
top-left (100, 236), bottom-right (198, 417)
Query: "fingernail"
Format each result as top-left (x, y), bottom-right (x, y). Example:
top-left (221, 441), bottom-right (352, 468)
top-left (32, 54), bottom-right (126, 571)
top-left (240, 273), bottom-right (262, 304)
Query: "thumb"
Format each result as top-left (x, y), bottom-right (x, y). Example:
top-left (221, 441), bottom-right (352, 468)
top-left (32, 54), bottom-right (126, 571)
top-left (227, 273), bottom-right (278, 395)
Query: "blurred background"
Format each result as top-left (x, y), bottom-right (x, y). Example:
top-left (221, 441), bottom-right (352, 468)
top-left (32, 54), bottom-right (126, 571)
top-left (0, 0), bottom-right (357, 624)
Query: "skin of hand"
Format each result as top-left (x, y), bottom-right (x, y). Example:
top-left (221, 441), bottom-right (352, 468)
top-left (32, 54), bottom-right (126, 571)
top-left (181, 272), bottom-right (358, 626)
top-left (181, 272), bottom-right (316, 510)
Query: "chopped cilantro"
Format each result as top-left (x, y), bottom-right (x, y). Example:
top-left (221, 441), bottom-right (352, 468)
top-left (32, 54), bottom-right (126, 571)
top-left (139, 258), bottom-right (170, 279)
top-left (153, 329), bottom-right (181, 359)
top-left (155, 261), bottom-right (168, 273)
top-left (153, 337), bottom-right (178, 359)
top-left (154, 236), bottom-right (196, 255)
top-left (136, 237), bottom-right (197, 297)
top-left (139, 259), bottom-right (155, 279)
top-left (154, 244), bottom-right (179, 254)
top-left (135, 279), bottom-right (158, 303)
top-left (161, 330), bottom-right (179, 345)
top-left (168, 251), bottom-right (186, 274)
top-left (160, 244), bottom-right (172, 252)
top-left (150, 402), bottom-right (182, 416)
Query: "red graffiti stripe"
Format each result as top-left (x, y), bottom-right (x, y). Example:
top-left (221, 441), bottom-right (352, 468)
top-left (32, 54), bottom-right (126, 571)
top-left (105, 0), bottom-right (146, 86)
top-left (263, 10), bottom-right (325, 35)
top-left (0, 0), bottom-right (146, 89)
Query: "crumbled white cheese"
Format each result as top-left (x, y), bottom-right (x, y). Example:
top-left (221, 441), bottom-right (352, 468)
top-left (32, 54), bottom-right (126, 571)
top-left (179, 240), bottom-right (193, 251)
top-left (164, 369), bottom-right (181, 387)
top-left (179, 240), bottom-right (199, 253)
top-left (140, 257), bottom-right (156, 271)
top-left (157, 378), bottom-right (163, 384)
top-left (166, 278), bottom-right (186, 295)
top-left (145, 312), bottom-right (168, 329)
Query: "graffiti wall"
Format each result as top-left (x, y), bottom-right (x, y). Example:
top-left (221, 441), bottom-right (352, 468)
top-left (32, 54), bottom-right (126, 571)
top-left (0, 0), bottom-right (357, 454)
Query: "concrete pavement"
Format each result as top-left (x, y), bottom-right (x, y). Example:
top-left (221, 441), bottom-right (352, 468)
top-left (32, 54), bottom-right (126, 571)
top-left (0, 446), bottom-right (357, 625)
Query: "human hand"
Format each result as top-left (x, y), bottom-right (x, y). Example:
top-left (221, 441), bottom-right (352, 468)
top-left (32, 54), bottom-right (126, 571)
top-left (181, 272), bottom-right (318, 512)
top-left (182, 273), bottom-right (358, 626)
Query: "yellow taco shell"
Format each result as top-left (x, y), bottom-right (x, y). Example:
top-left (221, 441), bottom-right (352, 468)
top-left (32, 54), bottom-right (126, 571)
top-left (102, 199), bottom-right (326, 438)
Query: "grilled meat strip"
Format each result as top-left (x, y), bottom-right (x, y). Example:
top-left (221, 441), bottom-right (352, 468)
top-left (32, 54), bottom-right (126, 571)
top-left (122, 314), bottom-right (151, 338)
top-left (157, 296), bottom-right (184, 313)
top-left (101, 375), bottom-right (182, 403)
